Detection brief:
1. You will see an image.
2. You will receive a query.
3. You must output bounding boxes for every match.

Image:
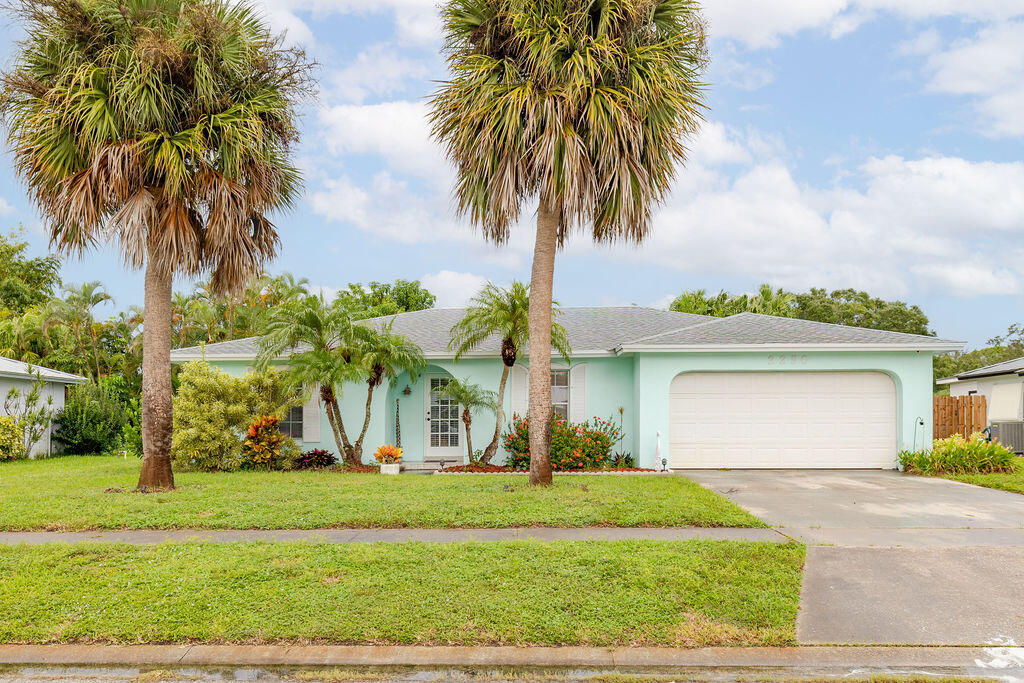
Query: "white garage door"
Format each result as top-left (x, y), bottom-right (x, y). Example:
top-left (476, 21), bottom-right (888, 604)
top-left (669, 372), bottom-right (897, 469)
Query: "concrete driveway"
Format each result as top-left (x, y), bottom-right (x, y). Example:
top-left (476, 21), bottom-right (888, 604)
top-left (679, 469), bottom-right (1024, 645)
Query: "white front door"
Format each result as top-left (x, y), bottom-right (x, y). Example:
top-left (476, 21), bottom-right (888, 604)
top-left (669, 371), bottom-right (898, 469)
top-left (425, 375), bottom-right (463, 461)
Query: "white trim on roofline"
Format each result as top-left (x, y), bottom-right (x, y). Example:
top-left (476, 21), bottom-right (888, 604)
top-left (170, 349), bottom-right (617, 362)
top-left (615, 342), bottom-right (965, 354)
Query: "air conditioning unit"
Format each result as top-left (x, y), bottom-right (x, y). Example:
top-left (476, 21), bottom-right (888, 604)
top-left (990, 421), bottom-right (1024, 454)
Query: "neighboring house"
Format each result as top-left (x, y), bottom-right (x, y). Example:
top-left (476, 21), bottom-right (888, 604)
top-left (937, 357), bottom-right (1024, 424)
top-left (170, 307), bottom-right (962, 470)
top-left (0, 356), bottom-right (88, 457)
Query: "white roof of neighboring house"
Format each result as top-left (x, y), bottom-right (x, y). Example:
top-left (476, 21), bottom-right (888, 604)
top-left (937, 355), bottom-right (1024, 385)
top-left (0, 356), bottom-right (88, 384)
top-left (170, 306), bottom-right (964, 362)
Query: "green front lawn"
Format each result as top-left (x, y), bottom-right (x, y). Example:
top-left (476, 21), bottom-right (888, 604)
top-left (0, 540), bottom-right (803, 646)
top-left (0, 456), bottom-right (763, 529)
top-left (941, 456), bottom-right (1024, 495)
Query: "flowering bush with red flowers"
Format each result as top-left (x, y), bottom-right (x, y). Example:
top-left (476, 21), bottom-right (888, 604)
top-left (502, 414), bottom-right (614, 470)
top-left (242, 415), bottom-right (288, 468)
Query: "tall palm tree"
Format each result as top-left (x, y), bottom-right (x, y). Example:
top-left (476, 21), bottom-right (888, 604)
top-left (439, 378), bottom-right (497, 464)
top-left (258, 295), bottom-right (369, 467)
top-left (1, 0), bottom-right (312, 488)
top-left (61, 281), bottom-right (113, 380)
top-left (449, 281), bottom-right (570, 464)
top-left (430, 0), bottom-right (707, 484)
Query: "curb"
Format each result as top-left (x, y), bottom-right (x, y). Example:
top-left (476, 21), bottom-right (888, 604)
top-left (0, 645), bottom-right (1020, 668)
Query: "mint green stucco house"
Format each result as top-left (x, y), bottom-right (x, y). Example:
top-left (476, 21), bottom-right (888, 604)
top-left (170, 307), bottom-right (962, 470)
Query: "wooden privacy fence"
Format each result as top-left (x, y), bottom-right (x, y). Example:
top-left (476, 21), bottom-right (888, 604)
top-left (933, 395), bottom-right (987, 440)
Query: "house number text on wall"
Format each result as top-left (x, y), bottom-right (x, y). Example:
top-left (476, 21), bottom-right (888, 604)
top-left (767, 354), bottom-right (809, 365)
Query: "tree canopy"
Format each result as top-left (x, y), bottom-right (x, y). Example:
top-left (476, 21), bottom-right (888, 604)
top-left (670, 284), bottom-right (933, 336)
top-left (0, 230), bottom-right (61, 317)
top-left (335, 280), bottom-right (436, 319)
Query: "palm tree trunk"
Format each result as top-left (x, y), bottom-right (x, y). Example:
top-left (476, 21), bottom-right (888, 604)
top-left (528, 201), bottom-right (558, 486)
top-left (322, 385), bottom-right (357, 467)
top-left (463, 409), bottom-right (473, 463)
top-left (353, 383), bottom-right (376, 463)
top-left (481, 363), bottom-right (510, 464)
top-left (90, 326), bottom-right (102, 379)
top-left (137, 253), bottom-right (175, 489)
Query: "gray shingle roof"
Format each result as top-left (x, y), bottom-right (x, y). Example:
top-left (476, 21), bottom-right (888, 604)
top-left (950, 356), bottom-right (1024, 380)
top-left (620, 312), bottom-right (962, 349)
top-left (169, 307), bottom-right (963, 361)
top-left (0, 356), bottom-right (87, 383)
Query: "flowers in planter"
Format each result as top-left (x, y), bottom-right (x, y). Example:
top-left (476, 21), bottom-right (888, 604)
top-left (242, 415), bottom-right (287, 468)
top-left (374, 443), bottom-right (403, 464)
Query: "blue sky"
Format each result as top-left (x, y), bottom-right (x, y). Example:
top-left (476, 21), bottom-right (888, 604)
top-left (1, 1), bottom-right (1022, 347)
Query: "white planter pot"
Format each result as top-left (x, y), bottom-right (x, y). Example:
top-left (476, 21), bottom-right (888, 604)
top-left (380, 463), bottom-right (401, 475)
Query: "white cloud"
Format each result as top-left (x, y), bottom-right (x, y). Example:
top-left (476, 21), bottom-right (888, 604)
top-left (258, 0), bottom-right (437, 46)
top-left (317, 100), bottom-right (446, 181)
top-left (0, 198), bottom-right (15, 217)
top-left (420, 270), bottom-right (488, 307)
top-left (634, 150), bottom-right (1024, 298)
top-left (309, 172), bottom-right (463, 243)
top-left (917, 20), bottom-right (1024, 138)
top-left (703, 0), bottom-right (1024, 49)
top-left (326, 44), bottom-right (430, 104)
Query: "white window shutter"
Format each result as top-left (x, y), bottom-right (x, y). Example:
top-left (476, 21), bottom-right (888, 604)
top-left (509, 365), bottom-right (529, 418)
top-left (302, 388), bottom-right (321, 443)
top-left (569, 364), bottom-right (587, 423)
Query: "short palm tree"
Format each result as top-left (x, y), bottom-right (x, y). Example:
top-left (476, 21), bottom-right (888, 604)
top-left (449, 281), bottom-right (569, 464)
top-left (258, 295), bottom-right (367, 467)
top-left (354, 325), bottom-right (426, 461)
top-left (430, 0), bottom-right (707, 484)
top-left (438, 378), bottom-right (497, 464)
top-left (1, 0), bottom-right (312, 488)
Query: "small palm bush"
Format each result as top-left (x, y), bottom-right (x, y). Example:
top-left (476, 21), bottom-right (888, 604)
top-left (900, 432), bottom-right (1017, 475)
top-left (0, 416), bottom-right (26, 461)
top-left (53, 383), bottom-right (127, 454)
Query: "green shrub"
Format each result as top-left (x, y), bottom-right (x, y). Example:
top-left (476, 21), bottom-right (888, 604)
top-left (53, 383), bottom-right (127, 454)
top-left (171, 361), bottom-right (301, 472)
top-left (0, 415), bottom-right (26, 461)
top-left (899, 432), bottom-right (1017, 475)
top-left (503, 415), bottom-right (613, 470)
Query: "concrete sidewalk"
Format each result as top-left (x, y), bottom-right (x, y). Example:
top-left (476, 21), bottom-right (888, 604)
top-left (0, 527), bottom-right (786, 545)
top-left (0, 644), bottom-right (1022, 669)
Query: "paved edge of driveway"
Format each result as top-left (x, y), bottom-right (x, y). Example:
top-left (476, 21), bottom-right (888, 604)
top-left (0, 528), bottom-right (787, 545)
top-left (0, 644), bottom-right (1021, 668)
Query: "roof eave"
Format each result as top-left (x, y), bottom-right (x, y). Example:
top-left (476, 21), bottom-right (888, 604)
top-left (952, 369), bottom-right (1024, 382)
top-left (618, 342), bottom-right (966, 353)
top-left (0, 370), bottom-right (88, 384)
